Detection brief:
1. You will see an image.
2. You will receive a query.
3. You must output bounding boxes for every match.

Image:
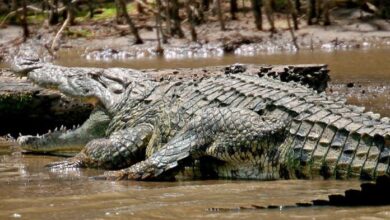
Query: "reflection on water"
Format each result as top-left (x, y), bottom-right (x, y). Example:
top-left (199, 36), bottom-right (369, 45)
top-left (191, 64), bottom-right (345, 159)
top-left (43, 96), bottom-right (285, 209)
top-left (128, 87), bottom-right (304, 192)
top-left (1, 142), bottom-right (389, 220)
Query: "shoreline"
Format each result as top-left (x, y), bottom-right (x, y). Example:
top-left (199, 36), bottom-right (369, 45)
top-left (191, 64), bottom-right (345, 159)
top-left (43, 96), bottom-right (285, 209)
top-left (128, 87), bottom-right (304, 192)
top-left (1, 8), bottom-right (390, 62)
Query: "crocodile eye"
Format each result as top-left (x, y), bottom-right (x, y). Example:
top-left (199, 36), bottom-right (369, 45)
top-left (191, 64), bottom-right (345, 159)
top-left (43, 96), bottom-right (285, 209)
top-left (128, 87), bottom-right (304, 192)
top-left (110, 84), bottom-right (124, 94)
top-left (112, 88), bottom-right (123, 94)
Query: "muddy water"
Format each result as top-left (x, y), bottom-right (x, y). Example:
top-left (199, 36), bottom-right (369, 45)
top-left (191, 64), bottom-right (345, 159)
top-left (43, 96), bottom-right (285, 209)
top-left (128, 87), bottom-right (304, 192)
top-left (56, 48), bottom-right (390, 83)
top-left (1, 48), bottom-right (390, 219)
top-left (1, 143), bottom-right (390, 220)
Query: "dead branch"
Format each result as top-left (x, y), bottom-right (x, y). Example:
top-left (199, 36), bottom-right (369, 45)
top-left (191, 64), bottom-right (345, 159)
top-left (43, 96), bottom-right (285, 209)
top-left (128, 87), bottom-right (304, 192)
top-left (51, 11), bottom-right (71, 50)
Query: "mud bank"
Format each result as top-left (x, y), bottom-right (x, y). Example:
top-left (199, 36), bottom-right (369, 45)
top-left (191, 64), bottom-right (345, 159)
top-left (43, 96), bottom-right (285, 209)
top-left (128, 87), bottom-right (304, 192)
top-left (1, 8), bottom-right (390, 62)
top-left (328, 82), bottom-right (390, 119)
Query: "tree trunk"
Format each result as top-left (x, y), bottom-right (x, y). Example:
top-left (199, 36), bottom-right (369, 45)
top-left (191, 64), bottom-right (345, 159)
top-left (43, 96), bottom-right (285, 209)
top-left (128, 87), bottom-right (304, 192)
top-left (48, 0), bottom-right (60, 25)
top-left (216, 0), bottom-right (225, 30)
top-left (164, 0), bottom-right (171, 38)
top-left (307, 0), bottom-right (316, 25)
top-left (115, 0), bottom-right (123, 24)
top-left (87, 0), bottom-right (94, 18)
top-left (295, 0), bottom-right (300, 13)
top-left (230, 0), bottom-right (238, 20)
top-left (322, 0), bottom-right (331, 26)
top-left (286, 12), bottom-right (299, 51)
top-left (156, 0), bottom-right (168, 43)
top-left (21, 0), bottom-right (29, 41)
top-left (193, 1), bottom-right (205, 24)
top-left (155, 16), bottom-right (164, 55)
top-left (202, 0), bottom-right (210, 11)
top-left (287, 0), bottom-right (298, 30)
top-left (251, 0), bottom-right (262, 30)
top-left (186, 0), bottom-right (197, 41)
top-left (264, 0), bottom-right (275, 32)
top-left (170, 0), bottom-right (184, 38)
top-left (118, 0), bottom-right (143, 44)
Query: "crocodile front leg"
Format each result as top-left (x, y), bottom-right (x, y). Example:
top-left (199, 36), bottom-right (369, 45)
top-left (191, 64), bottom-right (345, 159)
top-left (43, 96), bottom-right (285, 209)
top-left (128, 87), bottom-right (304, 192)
top-left (48, 123), bottom-right (154, 169)
top-left (102, 129), bottom-right (200, 180)
top-left (101, 108), bottom-right (287, 180)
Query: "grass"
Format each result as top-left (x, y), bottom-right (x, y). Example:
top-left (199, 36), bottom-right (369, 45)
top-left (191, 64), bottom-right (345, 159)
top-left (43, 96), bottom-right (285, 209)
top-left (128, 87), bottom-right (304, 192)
top-left (65, 28), bottom-right (93, 38)
top-left (77, 2), bottom-right (137, 22)
top-left (26, 13), bottom-right (46, 24)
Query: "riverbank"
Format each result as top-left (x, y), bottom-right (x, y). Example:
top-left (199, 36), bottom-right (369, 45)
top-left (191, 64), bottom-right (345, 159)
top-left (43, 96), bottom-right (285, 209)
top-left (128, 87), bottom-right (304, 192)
top-left (1, 7), bottom-right (390, 62)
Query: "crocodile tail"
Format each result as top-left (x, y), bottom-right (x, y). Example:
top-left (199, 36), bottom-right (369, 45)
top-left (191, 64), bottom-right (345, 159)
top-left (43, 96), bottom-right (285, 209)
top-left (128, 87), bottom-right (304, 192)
top-left (279, 109), bottom-right (390, 180)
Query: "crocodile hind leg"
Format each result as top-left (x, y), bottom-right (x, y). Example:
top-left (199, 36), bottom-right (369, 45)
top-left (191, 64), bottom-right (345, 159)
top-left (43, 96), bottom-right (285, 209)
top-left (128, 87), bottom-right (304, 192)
top-left (101, 108), bottom-right (287, 181)
top-left (47, 123), bottom-right (154, 169)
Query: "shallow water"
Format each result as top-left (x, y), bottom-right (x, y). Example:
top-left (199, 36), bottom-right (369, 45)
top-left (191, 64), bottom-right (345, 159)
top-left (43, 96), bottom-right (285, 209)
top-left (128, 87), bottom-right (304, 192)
top-left (1, 48), bottom-right (390, 219)
top-left (1, 143), bottom-right (390, 220)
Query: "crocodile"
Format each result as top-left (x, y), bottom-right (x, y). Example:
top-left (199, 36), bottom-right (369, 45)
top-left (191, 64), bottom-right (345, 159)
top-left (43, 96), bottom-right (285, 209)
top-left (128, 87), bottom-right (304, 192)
top-left (11, 57), bottom-right (390, 182)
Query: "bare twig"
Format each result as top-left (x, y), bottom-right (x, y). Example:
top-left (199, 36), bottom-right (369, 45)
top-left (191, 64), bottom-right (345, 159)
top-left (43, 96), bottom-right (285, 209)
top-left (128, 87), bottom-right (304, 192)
top-left (51, 11), bottom-right (71, 50)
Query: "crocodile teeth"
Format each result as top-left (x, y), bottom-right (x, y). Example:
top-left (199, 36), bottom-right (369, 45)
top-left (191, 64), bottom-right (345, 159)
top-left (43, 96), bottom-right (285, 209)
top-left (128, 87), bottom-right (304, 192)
top-left (54, 127), bottom-right (58, 132)
top-left (60, 125), bottom-right (64, 131)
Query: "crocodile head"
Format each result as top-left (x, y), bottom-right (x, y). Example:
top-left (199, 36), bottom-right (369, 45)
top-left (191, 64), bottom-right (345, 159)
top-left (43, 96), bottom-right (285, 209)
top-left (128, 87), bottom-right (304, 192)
top-left (12, 56), bottom-right (149, 112)
top-left (11, 57), bottom-right (152, 154)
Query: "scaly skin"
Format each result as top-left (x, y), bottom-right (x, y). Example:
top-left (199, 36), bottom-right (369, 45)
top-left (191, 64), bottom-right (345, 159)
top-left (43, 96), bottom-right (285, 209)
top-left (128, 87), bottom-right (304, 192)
top-left (11, 57), bottom-right (390, 181)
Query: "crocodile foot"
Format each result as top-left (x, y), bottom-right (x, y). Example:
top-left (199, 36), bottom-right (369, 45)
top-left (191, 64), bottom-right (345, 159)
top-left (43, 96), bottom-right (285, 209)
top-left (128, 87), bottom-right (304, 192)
top-left (96, 160), bottom-right (164, 181)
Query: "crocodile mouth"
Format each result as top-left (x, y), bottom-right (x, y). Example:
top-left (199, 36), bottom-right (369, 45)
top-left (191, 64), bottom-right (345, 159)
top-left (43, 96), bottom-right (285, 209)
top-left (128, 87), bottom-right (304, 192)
top-left (16, 124), bottom-right (84, 156)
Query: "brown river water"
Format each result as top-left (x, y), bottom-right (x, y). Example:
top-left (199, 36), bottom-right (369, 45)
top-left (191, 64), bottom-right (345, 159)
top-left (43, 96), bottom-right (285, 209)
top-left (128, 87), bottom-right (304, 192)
top-left (1, 48), bottom-right (390, 219)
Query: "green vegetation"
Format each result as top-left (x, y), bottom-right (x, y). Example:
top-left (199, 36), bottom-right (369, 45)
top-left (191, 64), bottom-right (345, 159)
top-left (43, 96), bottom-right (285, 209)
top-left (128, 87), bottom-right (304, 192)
top-left (64, 28), bottom-right (93, 38)
top-left (76, 2), bottom-right (137, 22)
